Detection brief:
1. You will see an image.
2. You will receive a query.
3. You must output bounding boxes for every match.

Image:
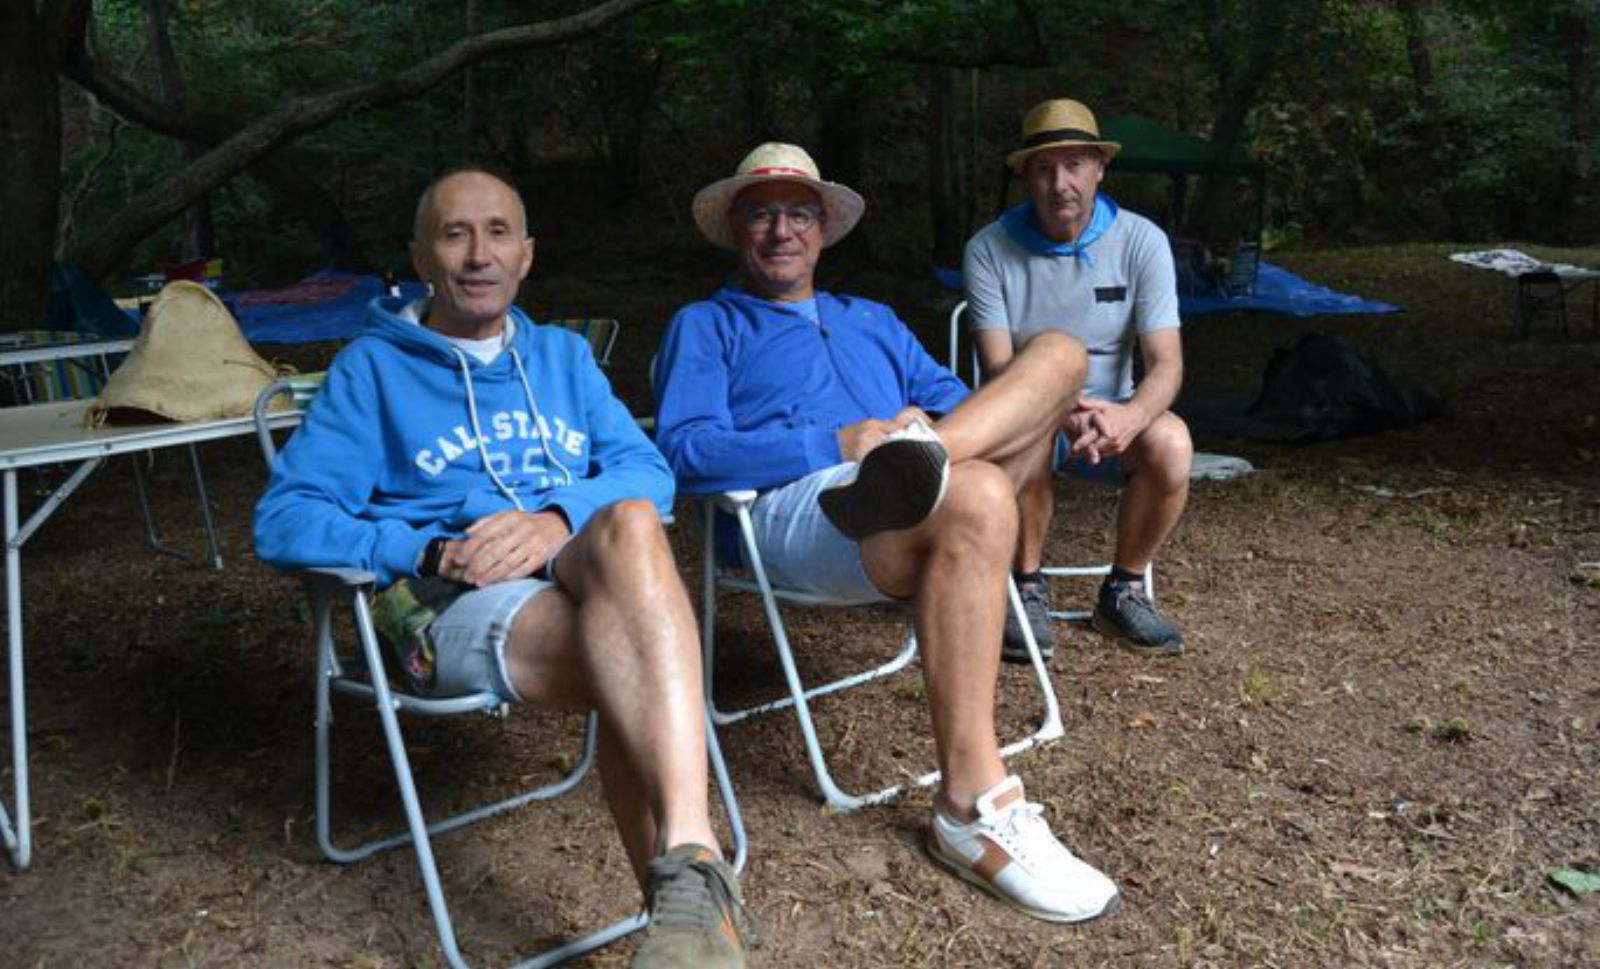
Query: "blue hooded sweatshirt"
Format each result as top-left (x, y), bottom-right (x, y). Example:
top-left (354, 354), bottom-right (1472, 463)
top-left (654, 285), bottom-right (969, 495)
top-left (254, 297), bottom-right (671, 588)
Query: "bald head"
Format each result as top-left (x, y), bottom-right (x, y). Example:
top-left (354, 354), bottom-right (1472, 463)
top-left (408, 168), bottom-right (536, 339)
top-left (412, 167), bottom-right (530, 243)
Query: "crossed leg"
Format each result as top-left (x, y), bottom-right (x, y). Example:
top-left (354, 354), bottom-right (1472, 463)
top-left (858, 330), bottom-right (1086, 818)
top-left (502, 499), bottom-right (715, 886)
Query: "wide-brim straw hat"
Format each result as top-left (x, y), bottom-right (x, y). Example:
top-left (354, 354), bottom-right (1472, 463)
top-left (692, 142), bottom-right (865, 249)
top-left (1006, 98), bottom-right (1122, 172)
top-left (89, 280), bottom-right (287, 425)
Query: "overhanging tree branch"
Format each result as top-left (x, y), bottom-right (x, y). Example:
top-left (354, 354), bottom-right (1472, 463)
top-left (70, 0), bottom-right (666, 278)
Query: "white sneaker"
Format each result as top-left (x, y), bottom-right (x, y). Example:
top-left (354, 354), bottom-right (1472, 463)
top-left (818, 418), bottom-right (949, 540)
top-left (928, 776), bottom-right (1120, 923)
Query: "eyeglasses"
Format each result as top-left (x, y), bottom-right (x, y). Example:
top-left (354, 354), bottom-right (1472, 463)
top-left (742, 202), bottom-right (823, 234)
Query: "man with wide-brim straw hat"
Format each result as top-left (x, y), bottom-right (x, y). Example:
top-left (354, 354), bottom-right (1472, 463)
top-left (655, 143), bottom-right (1122, 926)
top-left (965, 96), bottom-right (1194, 660)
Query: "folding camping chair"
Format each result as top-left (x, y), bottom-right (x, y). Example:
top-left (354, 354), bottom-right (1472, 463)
top-left (1515, 270), bottom-right (1568, 337)
top-left (948, 300), bottom-right (1154, 622)
top-left (1217, 241), bottom-right (1262, 298)
top-left (696, 493), bottom-right (1063, 812)
top-left (254, 377), bottom-right (746, 969)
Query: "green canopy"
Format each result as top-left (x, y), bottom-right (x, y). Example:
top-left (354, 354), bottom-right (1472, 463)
top-left (1097, 115), bottom-right (1265, 245)
top-left (1099, 115), bottom-right (1263, 177)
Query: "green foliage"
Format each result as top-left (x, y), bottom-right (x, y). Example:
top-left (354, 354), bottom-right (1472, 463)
top-left (51, 0), bottom-right (1600, 284)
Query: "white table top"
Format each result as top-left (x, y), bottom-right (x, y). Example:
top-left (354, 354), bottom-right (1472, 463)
top-left (0, 399), bottom-right (300, 472)
top-left (0, 338), bottom-right (137, 369)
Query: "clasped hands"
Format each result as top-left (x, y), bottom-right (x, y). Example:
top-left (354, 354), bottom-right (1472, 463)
top-left (434, 509), bottom-right (570, 587)
top-left (1065, 397), bottom-right (1151, 465)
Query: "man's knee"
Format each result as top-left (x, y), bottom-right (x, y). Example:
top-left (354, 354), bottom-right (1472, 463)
top-left (1018, 330), bottom-right (1088, 381)
top-left (936, 462), bottom-right (1018, 552)
top-left (1130, 414), bottom-right (1193, 489)
top-left (573, 500), bottom-right (674, 581)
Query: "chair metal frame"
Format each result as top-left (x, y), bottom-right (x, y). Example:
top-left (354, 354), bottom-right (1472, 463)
top-left (947, 300), bottom-right (1154, 622)
top-left (1219, 241), bottom-right (1262, 298)
top-left (1514, 270), bottom-right (1569, 337)
top-left (696, 485), bottom-right (1064, 813)
top-left (256, 378), bottom-right (746, 969)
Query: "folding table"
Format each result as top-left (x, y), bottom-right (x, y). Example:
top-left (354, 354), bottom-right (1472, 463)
top-left (0, 398), bottom-right (301, 871)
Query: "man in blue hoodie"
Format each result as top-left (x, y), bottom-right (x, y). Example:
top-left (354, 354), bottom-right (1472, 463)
top-left (255, 168), bottom-right (746, 968)
top-left (655, 144), bottom-right (1120, 925)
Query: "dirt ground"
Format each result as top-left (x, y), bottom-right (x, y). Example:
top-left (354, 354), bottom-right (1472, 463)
top-left (3, 243), bottom-right (1598, 968)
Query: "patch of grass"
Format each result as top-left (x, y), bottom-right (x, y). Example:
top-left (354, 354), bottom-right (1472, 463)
top-left (1240, 670), bottom-right (1279, 706)
top-left (1436, 716), bottom-right (1475, 743)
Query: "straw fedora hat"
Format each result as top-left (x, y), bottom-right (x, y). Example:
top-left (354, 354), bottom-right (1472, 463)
top-left (692, 142), bottom-right (865, 249)
top-left (89, 281), bottom-right (288, 425)
top-left (1006, 98), bottom-right (1122, 172)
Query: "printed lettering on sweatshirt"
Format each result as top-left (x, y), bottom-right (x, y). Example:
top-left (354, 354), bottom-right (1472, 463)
top-left (413, 409), bottom-right (587, 479)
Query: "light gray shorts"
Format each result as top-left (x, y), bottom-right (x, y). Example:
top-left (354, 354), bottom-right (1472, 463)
top-left (427, 577), bottom-right (553, 704)
top-left (745, 464), bottom-right (893, 605)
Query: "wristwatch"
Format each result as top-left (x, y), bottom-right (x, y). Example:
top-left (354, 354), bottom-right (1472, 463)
top-left (419, 536), bottom-right (450, 578)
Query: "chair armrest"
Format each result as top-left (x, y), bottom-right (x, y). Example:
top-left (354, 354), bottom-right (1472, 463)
top-left (297, 565), bottom-right (378, 588)
top-left (707, 489), bottom-right (758, 512)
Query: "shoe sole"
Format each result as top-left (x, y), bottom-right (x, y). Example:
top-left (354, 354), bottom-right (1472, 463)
top-left (818, 438), bottom-right (949, 540)
top-left (925, 829), bottom-right (1121, 924)
top-left (1001, 642), bottom-right (1054, 664)
top-left (1090, 611), bottom-right (1185, 656)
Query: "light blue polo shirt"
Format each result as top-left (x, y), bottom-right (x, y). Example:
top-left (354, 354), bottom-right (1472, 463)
top-left (963, 197), bottom-right (1180, 400)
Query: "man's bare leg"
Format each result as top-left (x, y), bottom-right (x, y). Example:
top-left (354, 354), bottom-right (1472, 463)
top-left (1111, 413), bottom-right (1192, 573)
top-left (504, 499), bottom-right (716, 886)
top-left (933, 330), bottom-right (1085, 467)
top-left (859, 461), bottom-right (1019, 818)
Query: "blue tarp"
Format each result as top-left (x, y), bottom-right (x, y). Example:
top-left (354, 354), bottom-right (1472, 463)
top-left (230, 270), bottom-right (425, 344)
top-left (934, 260), bottom-right (1398, 319)
top-left (1179, 261), bottom-right (1398, 318)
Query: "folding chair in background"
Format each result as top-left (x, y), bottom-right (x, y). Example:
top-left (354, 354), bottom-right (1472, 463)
top-left (948, 300), bottom-right (1155, 622)
top-left (254, 376), bottom-right (746, 969)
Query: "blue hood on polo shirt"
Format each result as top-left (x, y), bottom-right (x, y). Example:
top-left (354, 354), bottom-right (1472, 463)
top-left (254, 296), bottom-right (671, 587)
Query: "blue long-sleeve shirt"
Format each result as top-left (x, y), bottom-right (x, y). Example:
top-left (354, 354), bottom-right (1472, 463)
top-left (654, 285), bottom-right (969, 494)
top-left (255, 298), bottom-right (671, 588)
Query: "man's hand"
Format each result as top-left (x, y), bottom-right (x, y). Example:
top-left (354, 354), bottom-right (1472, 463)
top-left (891, 406), bottom-right (933, 430)
top-left (837, 418), bottom-right (902, 463)
top-left (1071, 397), bottom-right (1151, 460)
top-left (438, 509), bottom-right (571, 587)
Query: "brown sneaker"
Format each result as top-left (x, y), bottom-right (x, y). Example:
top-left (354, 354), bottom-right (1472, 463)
top-left (630, 843), bottom-right (748, 968)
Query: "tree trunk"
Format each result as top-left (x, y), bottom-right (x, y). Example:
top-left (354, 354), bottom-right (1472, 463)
top-left (1, 2), bottom-right (66, 333)
top-left (66, 0), bottom-right (665, 280)
top-left (1185, 0), bottom-right (1301, 241)
top-left (926, 66), bottom-right (965, 269)
top-left (818, 84), bottom-right (870, 261)
top-left (142, 0), bottom-right (212, 259)
top-left (1562, 9), bottom-right (1592, 242)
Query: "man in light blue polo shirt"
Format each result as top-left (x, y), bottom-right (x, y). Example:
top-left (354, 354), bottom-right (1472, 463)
top-left (964, 98), bottom-right (1194, 658)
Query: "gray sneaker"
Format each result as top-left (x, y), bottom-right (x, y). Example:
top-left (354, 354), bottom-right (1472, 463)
top-left (631, 843), bottom-right (748, 969)
top-left (1002, 577), bottom-right (1054, 663)
top-left (1091, 580), bottom-right (1184, 655)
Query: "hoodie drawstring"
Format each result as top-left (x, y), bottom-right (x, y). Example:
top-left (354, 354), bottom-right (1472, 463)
top-left (449, 345), bottom-right (574, 511)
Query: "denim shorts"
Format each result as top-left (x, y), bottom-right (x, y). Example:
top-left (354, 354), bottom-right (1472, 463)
top-left (743, 464), bottom-right (892, 605)
top-left (1053, 431), bottom-right (1128, 486)
top-left (427, 577), bottom-right (553, 704)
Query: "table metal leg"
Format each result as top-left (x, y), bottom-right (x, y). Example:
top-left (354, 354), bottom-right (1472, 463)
top-left (2, 470), bottom-right (30, 871)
